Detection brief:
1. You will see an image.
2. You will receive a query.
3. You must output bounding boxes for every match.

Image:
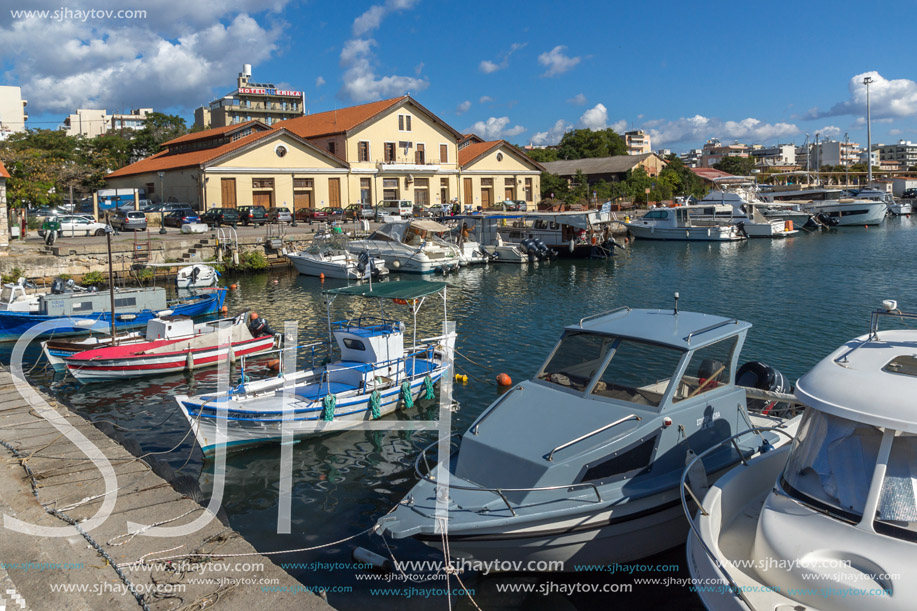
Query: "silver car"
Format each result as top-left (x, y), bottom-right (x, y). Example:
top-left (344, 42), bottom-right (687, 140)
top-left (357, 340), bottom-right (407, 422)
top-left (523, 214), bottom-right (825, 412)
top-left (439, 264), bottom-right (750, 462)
top-left (111, 210), bottom-right (148, 231)
top-left (267, 207), bottom-right (293, 223)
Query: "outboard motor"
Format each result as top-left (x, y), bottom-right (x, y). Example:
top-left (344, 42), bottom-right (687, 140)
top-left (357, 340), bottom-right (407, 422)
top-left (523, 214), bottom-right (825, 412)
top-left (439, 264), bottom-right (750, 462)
top-left (737, 361), bottom-right (790, 416)
top-left (736, 221), bottom-right (748, 237)
top-left (520, 238), bottom-right (537, 263)
top-left (357, 251), bottom-right (370, 276)
top-left (51, 277), bottom-right (67, 294)
top-left (533, 238), bottom-right (550, 261)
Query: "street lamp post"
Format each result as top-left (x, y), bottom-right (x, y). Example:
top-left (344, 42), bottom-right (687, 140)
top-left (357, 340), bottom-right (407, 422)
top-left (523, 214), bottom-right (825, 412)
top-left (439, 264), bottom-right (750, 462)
top-left (864, 76), bottom-right (874, 185)
top-left (157, 171), bottom-right (166, 234)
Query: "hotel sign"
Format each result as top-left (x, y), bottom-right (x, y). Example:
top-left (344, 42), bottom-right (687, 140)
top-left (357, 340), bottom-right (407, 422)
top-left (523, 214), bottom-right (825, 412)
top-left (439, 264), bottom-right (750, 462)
top-left (239, 87), bottom-right (302, 96)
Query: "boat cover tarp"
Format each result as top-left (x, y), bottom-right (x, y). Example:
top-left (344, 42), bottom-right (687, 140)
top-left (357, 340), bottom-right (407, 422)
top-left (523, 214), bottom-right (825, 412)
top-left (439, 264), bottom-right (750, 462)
top-left (324, 280), bottom-right (447, 300)
top-left (410, 219), bottom-right (450, 232)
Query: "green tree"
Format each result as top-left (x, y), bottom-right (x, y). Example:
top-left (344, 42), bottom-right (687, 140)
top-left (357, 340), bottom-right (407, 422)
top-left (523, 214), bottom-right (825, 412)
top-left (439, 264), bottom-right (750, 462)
top-left (524, 147), bottom-right (559, 163)
top-left (131, 112), bottom-right (188, 159)
top-left (557, 128), bottom-right (626, 160)
top-left (540, 171), bottom-right (569, 201)
top-left (712, 155), bottom-right (756, 176)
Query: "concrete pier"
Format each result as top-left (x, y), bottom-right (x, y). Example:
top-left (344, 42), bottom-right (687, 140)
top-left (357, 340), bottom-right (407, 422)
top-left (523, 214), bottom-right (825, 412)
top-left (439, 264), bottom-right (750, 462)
top-left (0, 365), bottom-right (333, 610)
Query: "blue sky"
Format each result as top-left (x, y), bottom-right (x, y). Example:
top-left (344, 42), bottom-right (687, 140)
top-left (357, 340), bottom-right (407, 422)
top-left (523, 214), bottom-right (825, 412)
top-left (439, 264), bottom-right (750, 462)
top-left (2, 0), bottom-right (917, 151)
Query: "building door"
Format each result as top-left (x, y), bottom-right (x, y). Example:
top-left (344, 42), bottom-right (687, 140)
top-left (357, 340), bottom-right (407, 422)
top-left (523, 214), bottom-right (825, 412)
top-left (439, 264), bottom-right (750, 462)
top-left (463, 178), bottom-right (472, 207)
top-left (505, 186), bottom-right (515, 200)
top-left (293, 191), bottom-right (312, 215)
top-left (360, 178), bottom-right (372, 203)
top-left (328, 178), bottom-right (341, 207)
top-left (252, 192), bottom-right (272, 207)
top-left (415, 189), bottom-right (429, 205)
top-left (481, 188), bottom-right (492, 208)
top-left (221, 178), bottom-right (236, 208)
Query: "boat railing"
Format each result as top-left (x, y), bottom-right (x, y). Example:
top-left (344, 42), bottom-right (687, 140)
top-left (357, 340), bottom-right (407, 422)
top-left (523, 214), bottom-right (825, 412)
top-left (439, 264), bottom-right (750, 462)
top-left (683, 319), bottom-right (739, 344)
top-left (545, 414), bottom-right (642, 461)
top-left (679, 424), bottom-right (796, 608)
top-left (471, 385), bottom-right (522, 435)
top-left (414, 435), bottom-right (602, 517)
top-left (579, 306), bottom-right (631, 328)
top-left (331, 317), bottom-right (402, 333)
top-left (238, 340), bottom-right (326, 380)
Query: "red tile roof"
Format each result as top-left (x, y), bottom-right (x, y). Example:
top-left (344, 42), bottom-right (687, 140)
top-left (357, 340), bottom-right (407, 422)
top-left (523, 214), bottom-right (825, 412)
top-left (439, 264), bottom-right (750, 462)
top-left (0, 159), bottom-right (8, 179)
top-left (458, 140), bottom-right (546, 171)
top-left (278, 96), bottom-right (407, 138)
top-left (162, 120), bottom-right (268, 147)
top-left (690, 167), bottom-right (733, 181)
top-left (107, 129), bottom-right (278, 178)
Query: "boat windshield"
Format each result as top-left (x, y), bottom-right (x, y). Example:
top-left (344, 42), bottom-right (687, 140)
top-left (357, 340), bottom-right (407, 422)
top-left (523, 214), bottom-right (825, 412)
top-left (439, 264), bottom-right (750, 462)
top-left (537, 332), bottom-right (684, 409)
top-left (781, 409), bottom-right (882, 523)
top-left (874, 433), bottom-right (917, 540)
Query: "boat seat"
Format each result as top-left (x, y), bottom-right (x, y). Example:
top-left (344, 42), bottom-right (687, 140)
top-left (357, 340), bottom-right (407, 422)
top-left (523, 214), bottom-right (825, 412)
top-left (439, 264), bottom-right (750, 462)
top-left (404, 359), bottom-right (436, 376)
top-left (294, 382), bottom-right (359, 400)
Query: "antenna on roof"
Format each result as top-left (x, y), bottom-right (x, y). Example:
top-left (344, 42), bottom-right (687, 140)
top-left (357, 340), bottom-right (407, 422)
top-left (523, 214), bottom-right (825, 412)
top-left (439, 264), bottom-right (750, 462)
top-left (674, 292), bottom-right (679, 315)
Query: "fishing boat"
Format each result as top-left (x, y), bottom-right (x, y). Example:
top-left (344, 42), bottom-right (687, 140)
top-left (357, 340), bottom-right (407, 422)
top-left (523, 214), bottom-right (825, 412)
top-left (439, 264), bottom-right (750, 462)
top-left (684, 300), bottom-right (916, 611)
top-left (0, 286), bottom-right (225, 342)
top-left (287, 233), bottom-right (388, 280)
top-left (888, 200), bottom-right (912, 216)
top-left (176, 264), bottom-right (219, 289)
top-left (625, 206), bottom-right (745, 241)
top-left (348, 220), bottom-right (462, 274)
top-left (63, 311), bottom-right (277, 383)
top-left (377, 303), bottom-right (796, 565)
top-left (42, 327), bottom-right (145, 371)
top-left (175, 281), bottom-right (456, 456)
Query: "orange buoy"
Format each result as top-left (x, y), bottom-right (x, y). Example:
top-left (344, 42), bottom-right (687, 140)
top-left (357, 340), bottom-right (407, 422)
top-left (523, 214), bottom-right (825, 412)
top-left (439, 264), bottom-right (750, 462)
top-left (220, 306), bottom-right (228, 314)
top-left (267, 358), bottom-right (281, 371)
top-left (496, 373), bottom-right (512, 386)
top-left (865, 225), bottom-right (868, 229)
top-left (320, 273), bottom-right (325, 280)
top-left (230, 283), bottom-right (238, 290)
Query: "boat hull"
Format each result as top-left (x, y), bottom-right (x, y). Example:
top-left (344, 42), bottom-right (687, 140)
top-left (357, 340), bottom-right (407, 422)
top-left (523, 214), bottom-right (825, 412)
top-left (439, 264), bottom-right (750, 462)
top-left (804, 201), bottom-right (887, 225)
top-left (626, 225), bottom-right (743, 241)
top-left (0, 291), bottom-right (225, 342)
top-left (66, 334), bottom-right (276, 382)
top-left (177, 365), bottom-right (445, 455)
top-left (889, 202), bottom-right (912, 215)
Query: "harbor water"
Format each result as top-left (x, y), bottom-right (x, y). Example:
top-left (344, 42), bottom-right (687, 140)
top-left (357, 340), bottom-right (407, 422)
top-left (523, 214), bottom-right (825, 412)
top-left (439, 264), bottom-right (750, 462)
top-left (8, 217), bottom-right (917, 610)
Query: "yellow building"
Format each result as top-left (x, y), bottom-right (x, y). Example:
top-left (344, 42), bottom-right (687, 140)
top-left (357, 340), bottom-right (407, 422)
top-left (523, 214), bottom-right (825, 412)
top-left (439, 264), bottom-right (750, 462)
top-left (107, 95), bottom-right (543, 211)
top-left (458, 137), bottom-right (544, 208)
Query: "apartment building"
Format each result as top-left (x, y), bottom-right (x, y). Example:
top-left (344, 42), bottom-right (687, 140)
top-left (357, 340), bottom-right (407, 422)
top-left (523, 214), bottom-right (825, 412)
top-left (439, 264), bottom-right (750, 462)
top-left (0, 159), bottom-right (9, 248)
top-left (0, 86), bottom-right (28, 139)
top-left (878, 140), bottom-right (917, 169)
top-left (63, 108), bottom-right (153, 138)
top-left (623, 130), bottom-right (651, 155)
top-left (195, 64), bottom-right (305, 129)
top-left (700, 139), bottom-right (750, 168)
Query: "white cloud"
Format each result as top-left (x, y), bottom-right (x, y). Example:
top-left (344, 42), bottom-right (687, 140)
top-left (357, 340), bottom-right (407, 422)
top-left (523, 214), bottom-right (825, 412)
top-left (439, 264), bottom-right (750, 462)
top-left (815, 125), bottom-right (841, 138)
top-left (808, 71), bottom-right (917, 119)
top-left (315, 76), bottom-right (326, 88)
top-left (578, 103), bottom-right (608, 130)
top-left (339, 1), bottom-right (428, 102)
top-left (538, 45), bottom-right (580, 77)
top-left (478, 42), bottom-right (526, 74)
top-left (531, 119), bottom-right (572, 146)
top-left (890, 128), bottom-right (903, 136)
top-left (456, 100), bottom-right (471, 115)
top-left (610, 119), bottom-right (628, 133)
top-left (645, 115), bottom-right (800, 146)
top-left (0, 3), bottom-right (290, 114)
top-left (479, 96), bottom-right (493, 103)
top-left (567, 93), bottom-right (587, 105)
top-left (467, 116), bottom-right (525, 140)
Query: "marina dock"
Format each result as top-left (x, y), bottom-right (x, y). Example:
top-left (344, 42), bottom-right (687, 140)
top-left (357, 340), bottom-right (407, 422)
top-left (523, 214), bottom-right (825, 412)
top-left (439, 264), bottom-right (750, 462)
top-left (0, 364), bottom-right (333, 610)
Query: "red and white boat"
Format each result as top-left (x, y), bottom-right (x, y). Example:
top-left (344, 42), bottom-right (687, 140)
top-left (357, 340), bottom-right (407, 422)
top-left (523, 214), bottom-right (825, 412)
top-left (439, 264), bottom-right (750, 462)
top-left (65, 313), bottom-right (278, 382)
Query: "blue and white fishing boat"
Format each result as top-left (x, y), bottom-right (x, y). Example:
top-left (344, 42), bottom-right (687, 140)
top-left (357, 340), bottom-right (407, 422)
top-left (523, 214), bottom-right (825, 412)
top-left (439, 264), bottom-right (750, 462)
top-left (0, 284), bottom-right (225, 342)
top-left (377, 302), bottom-right (798, 566)
top-left (175, 281), bottom-right (456, 456)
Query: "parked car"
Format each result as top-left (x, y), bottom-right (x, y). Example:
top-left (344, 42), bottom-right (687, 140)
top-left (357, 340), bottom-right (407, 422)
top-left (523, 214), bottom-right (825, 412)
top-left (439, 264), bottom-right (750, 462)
top-left (200, 207), bottom-right (239, 228)
top-left (375, 200), bottom-right (413, 220)
top-left (323, 207), bottom-right (344, 221)
top-left (238, 205), bottom-right (267, 226)
top-left (266, 207), bottom-right (293, 223)
top-left (344, 203), bottom-right (375, 220)
top-left (903, 188), bottom-right (917, 199)
top-left (412, 204), bottom-right (433, 218)
top-left (38, 215), bottom-right (108, 237)
top-left (110, 209), bottom-right (148, 231)
top-left (493, 199), bottom-right (528, 212)
top-left (295, 207), bottom-right (328, 223)
top-left (163, 209), bottom-right (201, 228)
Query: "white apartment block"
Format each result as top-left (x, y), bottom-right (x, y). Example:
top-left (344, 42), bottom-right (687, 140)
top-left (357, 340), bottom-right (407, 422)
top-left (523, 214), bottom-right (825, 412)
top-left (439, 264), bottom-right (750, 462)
top-left (878, 140), bottom-right (917, 168)
top-left (751, 144), bottom-right (796, 165)
top-left (0, 85), bottom-right (28, 139)
top-left (63, 108), bottom-right (152, 138)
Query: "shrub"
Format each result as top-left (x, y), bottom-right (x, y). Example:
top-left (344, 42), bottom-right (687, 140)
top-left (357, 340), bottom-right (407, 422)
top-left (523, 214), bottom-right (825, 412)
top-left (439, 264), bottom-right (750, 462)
top-left (81, 271), bottom-right (106, 286)
top-left (1, 267), bottom-right (24, 284)
top-left (241, 250), bottom-right (268, 271)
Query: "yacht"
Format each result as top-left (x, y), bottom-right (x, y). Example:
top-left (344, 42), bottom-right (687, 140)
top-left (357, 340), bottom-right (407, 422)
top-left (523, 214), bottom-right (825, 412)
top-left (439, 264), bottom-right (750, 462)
top-left (625, 206), bottom-right (745, 241)
top-left (685, 301), bottom-right (917, 611)
top-left (287, 233), bottom-right (388, 280)
top-left (377, 305), bottom-right (796, 565)
top-left (348, 220), bottom-right (462, 274)
top-left (694, 179), bottom-right (799, 238)
top-left (761, 186), bottom-right (887, 225)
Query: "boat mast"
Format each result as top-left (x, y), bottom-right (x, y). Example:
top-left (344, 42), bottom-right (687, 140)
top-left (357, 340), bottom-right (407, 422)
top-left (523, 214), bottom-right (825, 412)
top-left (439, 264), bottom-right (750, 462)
top-left (105, 211), bottom-right (117, 344)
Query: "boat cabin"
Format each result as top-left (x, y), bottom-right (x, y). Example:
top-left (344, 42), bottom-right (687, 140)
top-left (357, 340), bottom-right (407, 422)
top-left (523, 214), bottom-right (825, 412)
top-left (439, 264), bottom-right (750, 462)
top-left (145, 315), bottom-right (195, 340)
top-left (0, 281), bottom-right (39, 313)
top-left (637, 207), bottom-right (693, 227)
top-left (39, 287), bottom-right (168, 317)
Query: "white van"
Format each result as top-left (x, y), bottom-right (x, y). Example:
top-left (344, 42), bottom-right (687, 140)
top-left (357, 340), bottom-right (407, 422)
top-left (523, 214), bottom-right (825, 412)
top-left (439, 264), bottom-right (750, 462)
top-left (375, 200), bottom-right (413, 221)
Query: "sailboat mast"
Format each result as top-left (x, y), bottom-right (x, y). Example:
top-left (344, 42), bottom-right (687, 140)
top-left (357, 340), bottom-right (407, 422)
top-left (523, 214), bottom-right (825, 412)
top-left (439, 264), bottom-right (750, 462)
top-left (106, 213), bottom-right (117, 343)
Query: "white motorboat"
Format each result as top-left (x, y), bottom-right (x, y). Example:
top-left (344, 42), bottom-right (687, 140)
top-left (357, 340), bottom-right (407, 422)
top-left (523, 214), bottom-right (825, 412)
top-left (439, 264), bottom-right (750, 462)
top-left (287, 233), bottom-right (388, 280)
top-left (625, 206), bottom-right (745, 241)
top-left (694, 178), bottom-right (799, 238)
top-left (378, 305), bottom-right (796, 566)
top-left (888, 201), bottom-right (912, 216)
top-left (762, 186), bottom-right (888, 225)
top-left (684, 300), bottom-right (917, 611)
top-left (348, 220), bottom-right (462, 274)
top-left (176, 264), bottom-right (219, 289)
top-left (175, 281), bottom-right (456, 456)
top-left (450, 215), bottom-right (532, 264)
top-left (496, 210), bottom-right (619, 258)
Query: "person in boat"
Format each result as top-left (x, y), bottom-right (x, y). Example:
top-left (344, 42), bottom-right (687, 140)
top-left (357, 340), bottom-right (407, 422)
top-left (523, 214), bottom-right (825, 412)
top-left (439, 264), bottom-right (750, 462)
top-left (248, 312), bottom-right (276, 337)
top-left (459, 223), bottom-right (470, 246)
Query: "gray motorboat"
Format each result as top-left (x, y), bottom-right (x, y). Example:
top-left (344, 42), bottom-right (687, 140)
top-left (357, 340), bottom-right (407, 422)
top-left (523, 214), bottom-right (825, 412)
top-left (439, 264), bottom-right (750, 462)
top-left (376, 304), bottom-right (797, 567)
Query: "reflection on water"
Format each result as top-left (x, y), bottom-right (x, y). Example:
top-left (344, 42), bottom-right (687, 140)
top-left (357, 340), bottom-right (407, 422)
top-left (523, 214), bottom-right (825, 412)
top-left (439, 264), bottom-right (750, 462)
top-left (8, 218), bottom-right (917, 610)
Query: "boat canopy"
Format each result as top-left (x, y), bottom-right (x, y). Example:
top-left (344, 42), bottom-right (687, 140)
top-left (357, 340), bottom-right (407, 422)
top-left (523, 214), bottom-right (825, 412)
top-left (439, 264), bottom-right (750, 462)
top-left (324, 280), bottom-right (448, 300)
top-left (410, 219), bottom-right (450, 233)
